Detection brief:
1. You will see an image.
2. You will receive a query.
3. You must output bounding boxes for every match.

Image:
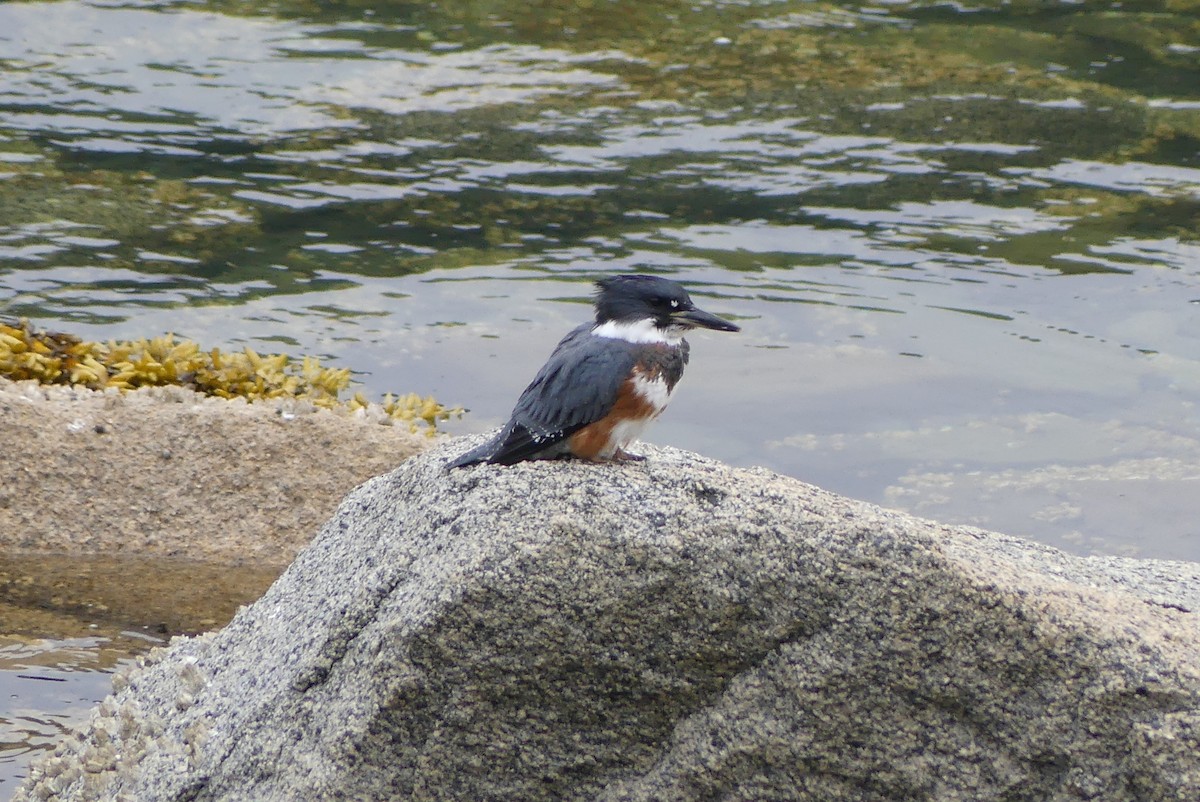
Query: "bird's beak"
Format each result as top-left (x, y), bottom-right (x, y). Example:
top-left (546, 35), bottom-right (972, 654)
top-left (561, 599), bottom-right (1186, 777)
top-left (672, 306), bottom-right (740, 332)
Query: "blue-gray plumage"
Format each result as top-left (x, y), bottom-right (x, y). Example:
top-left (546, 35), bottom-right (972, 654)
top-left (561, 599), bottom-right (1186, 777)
top-left (448, 275), bottom-right (739, 468)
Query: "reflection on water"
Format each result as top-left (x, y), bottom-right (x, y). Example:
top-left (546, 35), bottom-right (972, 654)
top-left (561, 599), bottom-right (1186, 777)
top-left (1, 2), bottom-right (621, 139)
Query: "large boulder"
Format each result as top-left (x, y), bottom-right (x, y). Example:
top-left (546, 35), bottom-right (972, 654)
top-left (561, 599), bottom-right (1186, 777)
top-left (17, 443), bottom-right (1200, 801)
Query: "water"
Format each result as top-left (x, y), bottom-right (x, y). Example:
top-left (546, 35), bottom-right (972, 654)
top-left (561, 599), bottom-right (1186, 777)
top-left (3, 0), bottom-right (1199, 539)
top-left (1, 1), bottom-right (1199, 791)
top-left (1, 7), bottom-right (1197, 509)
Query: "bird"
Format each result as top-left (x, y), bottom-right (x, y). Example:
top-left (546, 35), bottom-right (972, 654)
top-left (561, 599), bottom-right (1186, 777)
top-left (448, 274), bottom-right (739, 468)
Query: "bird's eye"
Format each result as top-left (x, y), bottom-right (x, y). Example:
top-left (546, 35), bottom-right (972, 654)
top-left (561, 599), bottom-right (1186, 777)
top-left (669, 299), bottom-right (680, 309)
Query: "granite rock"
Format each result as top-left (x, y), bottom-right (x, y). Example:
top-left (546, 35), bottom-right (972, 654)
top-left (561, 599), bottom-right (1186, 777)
top-left (17, 442), bottom-right (1200, 801)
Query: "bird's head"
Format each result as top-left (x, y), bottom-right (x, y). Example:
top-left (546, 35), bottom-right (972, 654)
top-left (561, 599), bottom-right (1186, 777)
top-left (593, 275), bottom-right (740, 342)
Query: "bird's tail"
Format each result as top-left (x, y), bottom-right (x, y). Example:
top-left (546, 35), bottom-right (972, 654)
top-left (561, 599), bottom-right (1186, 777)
top-left (445, 436), bottom-right (498, 469)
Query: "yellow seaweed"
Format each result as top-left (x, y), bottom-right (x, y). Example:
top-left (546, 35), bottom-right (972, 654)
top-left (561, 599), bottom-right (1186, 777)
top-left (0, 319), bottom-right (461, 435)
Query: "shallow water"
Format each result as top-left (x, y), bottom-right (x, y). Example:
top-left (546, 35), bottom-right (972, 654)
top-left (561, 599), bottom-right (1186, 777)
top-left (0, 553), bottom-right (279, 794)
top-left (2, 0), bottom-right (1200, 790)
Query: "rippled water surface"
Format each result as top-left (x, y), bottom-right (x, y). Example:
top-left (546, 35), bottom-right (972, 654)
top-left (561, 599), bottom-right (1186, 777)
top-left (4, 0), bottom-right (1200, 506)
top-left (4, 0), bottom-right (1200, 552)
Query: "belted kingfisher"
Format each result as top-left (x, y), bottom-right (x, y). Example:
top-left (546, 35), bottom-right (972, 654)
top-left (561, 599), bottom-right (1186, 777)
top-left (448, 274), bottom-right (739, 468)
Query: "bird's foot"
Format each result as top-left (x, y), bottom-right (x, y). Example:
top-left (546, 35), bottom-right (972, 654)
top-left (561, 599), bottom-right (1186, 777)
top-left (612, 448), bottom-right (646, 462)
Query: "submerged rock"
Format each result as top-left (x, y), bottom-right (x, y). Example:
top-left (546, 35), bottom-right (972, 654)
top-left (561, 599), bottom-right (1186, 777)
top-left (17, 443), bottom-right (1200, 801)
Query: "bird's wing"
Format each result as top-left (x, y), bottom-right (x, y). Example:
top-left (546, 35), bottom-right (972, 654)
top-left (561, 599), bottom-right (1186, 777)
top-left (449, 325), bottom-right (638, 467)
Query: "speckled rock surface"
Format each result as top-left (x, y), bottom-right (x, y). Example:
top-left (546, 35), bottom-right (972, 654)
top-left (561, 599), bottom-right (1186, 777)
top-left (0, 376), bottom-right (430, 564)
top-left (16, 441), bottom-right (1200, 801)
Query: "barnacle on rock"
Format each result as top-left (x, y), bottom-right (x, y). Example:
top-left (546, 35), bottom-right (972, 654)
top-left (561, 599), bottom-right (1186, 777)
top-left (0, 319), bottom-right (460, 434)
